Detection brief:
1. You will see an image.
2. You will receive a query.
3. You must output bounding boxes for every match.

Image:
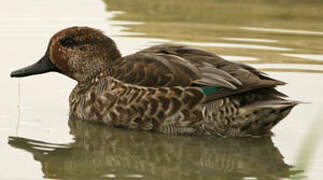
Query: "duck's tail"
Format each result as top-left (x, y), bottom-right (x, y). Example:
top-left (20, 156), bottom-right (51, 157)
top-left (237, 99), bottom-right (299, 137)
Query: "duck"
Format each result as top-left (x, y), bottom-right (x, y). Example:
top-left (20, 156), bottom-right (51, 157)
top-left (10, 26), bottom-right (298, 137)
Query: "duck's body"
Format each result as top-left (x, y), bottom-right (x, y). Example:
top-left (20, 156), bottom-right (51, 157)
top-left (11, 27), bottom-right (297, 137)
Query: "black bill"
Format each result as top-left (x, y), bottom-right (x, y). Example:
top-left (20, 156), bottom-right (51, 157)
top-left (10, 52), bottom-right (60, 78)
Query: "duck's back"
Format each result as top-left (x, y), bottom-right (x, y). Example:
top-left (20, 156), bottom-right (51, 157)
top-left (111, 44), bottom-right (285, 100)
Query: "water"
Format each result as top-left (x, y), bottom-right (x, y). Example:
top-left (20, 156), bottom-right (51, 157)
top-left (1, 0), bottom-right (323, 179)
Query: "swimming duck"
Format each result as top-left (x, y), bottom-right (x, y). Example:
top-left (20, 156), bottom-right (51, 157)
top-left (11, 26), bottom-right (298, 137)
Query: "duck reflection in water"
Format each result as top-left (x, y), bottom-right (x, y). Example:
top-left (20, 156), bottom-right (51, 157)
top-left (8, 116), bottom-right (301, 180)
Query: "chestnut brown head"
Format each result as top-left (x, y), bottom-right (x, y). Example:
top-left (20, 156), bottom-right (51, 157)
top-left (11, 26), bottom-right (121, 82)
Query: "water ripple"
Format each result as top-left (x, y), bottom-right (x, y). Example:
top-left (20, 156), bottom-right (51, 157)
top-left (177, 41), bottom-right (292, 51)
top-left (241, 27), bottom-right (323, 36)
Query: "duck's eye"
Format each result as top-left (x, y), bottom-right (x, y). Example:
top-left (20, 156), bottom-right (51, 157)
top-left (59, 37), bottom-right (77, 48)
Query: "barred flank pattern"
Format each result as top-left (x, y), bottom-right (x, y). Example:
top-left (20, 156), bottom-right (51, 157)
top-left (70, 76), bottom-right (206, 134)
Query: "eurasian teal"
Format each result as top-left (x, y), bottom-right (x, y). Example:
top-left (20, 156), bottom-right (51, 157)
top-left (11, 26), bottom-right (298, 137)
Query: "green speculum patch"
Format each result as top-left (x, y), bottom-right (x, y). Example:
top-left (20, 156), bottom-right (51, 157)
top-left (201, 87), bottom-right (219, 95)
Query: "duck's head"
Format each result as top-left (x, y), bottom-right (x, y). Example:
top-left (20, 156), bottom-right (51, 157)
top-left (10, 26), bottom-right (121, 82)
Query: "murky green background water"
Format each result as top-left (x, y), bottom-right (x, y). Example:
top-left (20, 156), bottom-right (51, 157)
top-left (1, 0), bottom-right (323, 179)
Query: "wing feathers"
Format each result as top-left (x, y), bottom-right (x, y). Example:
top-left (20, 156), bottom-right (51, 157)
top-left (196, 73), bottom-right (237, 90)
top-left (111, 44), bottom-right (286, 101)
top-left (199, 67), bottom-right (242, 86)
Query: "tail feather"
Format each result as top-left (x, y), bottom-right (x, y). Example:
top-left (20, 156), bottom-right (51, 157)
top-left (241, 100), bottom-right (299, 109)
top-left (238, 99), bottom-right (299, 136)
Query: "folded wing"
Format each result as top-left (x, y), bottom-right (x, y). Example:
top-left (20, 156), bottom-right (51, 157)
top-left (110, 44), bottom-right (286, 102)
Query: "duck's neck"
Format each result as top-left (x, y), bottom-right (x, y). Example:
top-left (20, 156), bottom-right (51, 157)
top-left (108, 46), bottom-right (122, 64)
top-left (75, 49), bottom-right (122, 85)
top-left (75, 70), bottom-right (109, 93)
